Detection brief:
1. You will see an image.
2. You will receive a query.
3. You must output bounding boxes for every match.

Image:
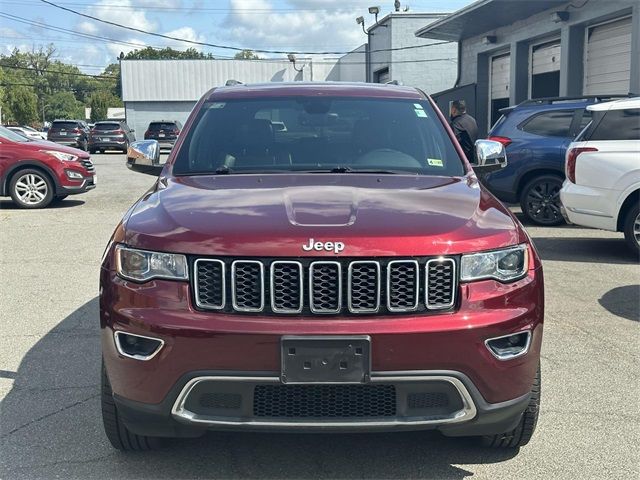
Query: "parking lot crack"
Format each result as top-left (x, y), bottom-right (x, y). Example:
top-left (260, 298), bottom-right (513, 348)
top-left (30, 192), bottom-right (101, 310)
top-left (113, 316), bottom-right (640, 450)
top-left (0, 393), bottom-right (99, 439)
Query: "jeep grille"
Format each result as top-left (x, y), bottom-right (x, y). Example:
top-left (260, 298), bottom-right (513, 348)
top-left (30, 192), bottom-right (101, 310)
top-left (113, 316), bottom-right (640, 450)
top-left (193, 257), bottom-right (457, 315)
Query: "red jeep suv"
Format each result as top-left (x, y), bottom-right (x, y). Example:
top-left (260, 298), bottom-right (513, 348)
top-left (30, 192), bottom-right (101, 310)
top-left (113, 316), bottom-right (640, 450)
top-left (101, 83), bottom-right (543, 452)
top-left (0, 126), bottom-right (96, 208)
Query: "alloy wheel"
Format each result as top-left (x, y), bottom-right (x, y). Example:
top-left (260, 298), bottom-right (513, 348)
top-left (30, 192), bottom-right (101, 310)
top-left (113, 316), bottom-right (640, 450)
top-left (525, 179), bottom-right (562, 225)
top-left (14, 173), bottom-right (48, 206)
top-left (634, 212), bottom-right (640, 247)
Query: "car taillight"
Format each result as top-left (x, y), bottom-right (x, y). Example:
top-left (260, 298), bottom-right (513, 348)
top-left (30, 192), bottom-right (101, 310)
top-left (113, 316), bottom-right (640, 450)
top-left (73, 128), bottom-right (81, 133)
top-left (116, 129), bottom-right (124, 134)
top-left (173, 128), bottom-right (180, 135)
top-left (488, 136), bottom-right (512, 147)
top-left (566, 147), bottom-right (597, 183)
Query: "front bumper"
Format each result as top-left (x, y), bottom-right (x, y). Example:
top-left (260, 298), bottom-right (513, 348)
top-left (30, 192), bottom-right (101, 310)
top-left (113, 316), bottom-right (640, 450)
top-left (59, 175), bottom-right (96, 195)
top-left (111, 369), bottom-right (531, 438)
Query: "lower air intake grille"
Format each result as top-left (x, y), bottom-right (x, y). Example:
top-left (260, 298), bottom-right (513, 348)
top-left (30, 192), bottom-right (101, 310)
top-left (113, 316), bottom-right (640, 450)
top-left (253, 384), bottom-right (397, 418)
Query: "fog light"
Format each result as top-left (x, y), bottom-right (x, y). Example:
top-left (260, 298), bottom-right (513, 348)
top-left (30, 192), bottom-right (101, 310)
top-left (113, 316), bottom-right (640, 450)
top-left (65, 170), bottom-right (84, 180)
top-left (485, 331), bottom-right (531, 360)
top-left (114, 331), bottom-right (164, 361)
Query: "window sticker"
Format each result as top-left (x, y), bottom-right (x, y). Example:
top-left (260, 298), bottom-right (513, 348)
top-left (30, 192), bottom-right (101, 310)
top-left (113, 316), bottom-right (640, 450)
top-left (414, 103), bottom-right (424, 109)
top-left (415, 109), bottom-right (427, 118)
top-left (210, 102), bottom-right (226, 109)
top-left (427, 158), bottom-right (444, 167)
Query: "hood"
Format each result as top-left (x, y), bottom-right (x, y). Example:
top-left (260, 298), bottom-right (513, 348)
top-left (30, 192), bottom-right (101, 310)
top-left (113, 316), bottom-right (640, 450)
top-left (21, 139), bottom-right (90, 158)
top-left (124, 174), bottom-right (523, 257)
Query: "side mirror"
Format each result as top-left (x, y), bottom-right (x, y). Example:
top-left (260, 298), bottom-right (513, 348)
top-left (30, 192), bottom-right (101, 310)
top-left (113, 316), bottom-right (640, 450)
top-left (472, 140), bottom-right (507, 173)
top-left (126, 140), bottom-right (164, 176)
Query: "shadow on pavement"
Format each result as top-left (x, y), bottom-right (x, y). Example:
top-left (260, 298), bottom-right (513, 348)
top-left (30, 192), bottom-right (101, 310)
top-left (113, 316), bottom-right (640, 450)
top-left (1, 298), bottom-right (518, 479)
top-left (598, 285), bottom-right (640, 322)
top-left (0, 199), bottom-right (85, 210)
top-left (532, 237), bottom-right (638, 264)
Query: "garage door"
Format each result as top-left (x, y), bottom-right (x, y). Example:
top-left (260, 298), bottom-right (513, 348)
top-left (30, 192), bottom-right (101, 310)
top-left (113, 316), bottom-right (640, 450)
top-left (584, 17), bottom-right (632, 95)
top-left (531, 39), bottom-right (561, 98)
top-left (490, 53), bottom-right (510, 126)
top-left (491, 53), bottom-right (511, 100)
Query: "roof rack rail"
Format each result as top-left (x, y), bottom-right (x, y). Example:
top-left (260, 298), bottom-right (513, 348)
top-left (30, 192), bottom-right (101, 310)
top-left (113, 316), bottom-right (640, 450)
top-left (385, 80), bottom-right (402, 86)
top-left (518, 95), bottom-right (628, 106)
top-left (225, 79), bottom-right (244, 86)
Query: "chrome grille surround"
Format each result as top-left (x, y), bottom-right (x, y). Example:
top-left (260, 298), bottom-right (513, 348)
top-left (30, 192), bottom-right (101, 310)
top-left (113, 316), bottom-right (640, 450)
top-left (309, 261), bottom-right (342, 314)
top-left (425, 258), bottom-right (456, 310)
top-left (347, 261), bottom-right (381, 313)
top-left (193, 257), bottom-right (457, 315)
top-left (270, 261), bottom-right (304, 314)
top-left (387, 260), bottom-right (420, 313)
top-left (194, 259), bottom-right (226, 310)
top-left (231, 260), bottom-right (265, 312)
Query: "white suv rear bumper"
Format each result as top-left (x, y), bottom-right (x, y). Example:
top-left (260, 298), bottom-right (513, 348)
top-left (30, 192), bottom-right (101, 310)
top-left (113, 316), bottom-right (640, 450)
top-left (560, 181), bottom-right (617, 231)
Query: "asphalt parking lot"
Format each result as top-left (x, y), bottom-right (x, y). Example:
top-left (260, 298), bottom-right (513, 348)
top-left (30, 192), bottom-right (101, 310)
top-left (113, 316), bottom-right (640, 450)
top-left (1, 153), bottom-right (638, 479)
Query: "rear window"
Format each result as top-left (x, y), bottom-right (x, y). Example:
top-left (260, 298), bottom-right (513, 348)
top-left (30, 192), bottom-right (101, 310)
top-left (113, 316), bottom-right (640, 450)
top-left (149, 122), bottom-right (177, 131)
top-left (94, 123), bottom-right (121, 131)
top-left (52, 121), bottom-right (79, 129)
top-left (521, 110), bottom-right (575, 137)
top-left (587, 108), bottom-right (640, 141)
top-left (173, 97), bottom-right (464, 177)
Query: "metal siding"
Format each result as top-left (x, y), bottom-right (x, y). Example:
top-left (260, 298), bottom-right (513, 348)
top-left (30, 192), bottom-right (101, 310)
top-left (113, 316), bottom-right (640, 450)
top-left (491, 53), bottom-right (510, 99)
top-left (532, 40), bottom-right (561, 75)
top-left (121, 60), bottom-right (311, 102)
top-left (585, 17), bottom-right (632, 95)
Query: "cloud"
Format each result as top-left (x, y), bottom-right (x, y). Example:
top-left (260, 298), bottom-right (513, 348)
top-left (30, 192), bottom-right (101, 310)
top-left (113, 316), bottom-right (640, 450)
top-left (77, 0), bottom-right (157, 37)
top-left (163, 26), bottom-right (206, 50)
top-left (223, 0), bottom-right (365, 54)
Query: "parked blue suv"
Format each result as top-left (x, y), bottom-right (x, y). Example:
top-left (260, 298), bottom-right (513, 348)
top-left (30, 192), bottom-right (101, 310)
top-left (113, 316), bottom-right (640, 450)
top-left (483, 96), bottom-right (621, 225)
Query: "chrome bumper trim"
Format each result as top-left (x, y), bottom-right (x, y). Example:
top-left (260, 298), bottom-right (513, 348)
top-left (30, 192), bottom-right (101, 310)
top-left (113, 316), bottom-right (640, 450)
top-left (171, 373), bottom-right (478, 428)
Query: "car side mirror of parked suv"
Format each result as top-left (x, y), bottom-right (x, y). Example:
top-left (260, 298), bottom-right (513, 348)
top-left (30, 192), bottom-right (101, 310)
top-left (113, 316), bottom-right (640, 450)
top-left (473, 140), bottom-right (508, 173)
top-left (127, 140), bottom-right (164, 176)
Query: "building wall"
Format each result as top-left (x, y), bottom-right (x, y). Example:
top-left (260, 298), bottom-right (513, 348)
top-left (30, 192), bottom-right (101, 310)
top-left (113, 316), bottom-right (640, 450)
top-left (390, 16), bottom-right (458, 94)
top-left (366, 14), bottom-right (457, 92)
top-left (337, 45), bottom-right (367, 82)
top-left (456, 0), bottom-right (638, 134)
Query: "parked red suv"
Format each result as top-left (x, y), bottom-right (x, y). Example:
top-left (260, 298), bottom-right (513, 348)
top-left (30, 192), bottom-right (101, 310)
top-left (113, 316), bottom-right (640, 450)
top-left (101, 83), bottom-right (543, 452)
top-left (0, 126), bottom-right (96, 208)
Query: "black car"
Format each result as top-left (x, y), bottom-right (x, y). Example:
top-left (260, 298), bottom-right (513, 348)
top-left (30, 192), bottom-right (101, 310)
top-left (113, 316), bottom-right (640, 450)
top-left (47, 120), bottom-right (90, 151)
top-left (89, 121), bottom-right (136, 153)
top-left (144, 120), bottom-right (182, 150)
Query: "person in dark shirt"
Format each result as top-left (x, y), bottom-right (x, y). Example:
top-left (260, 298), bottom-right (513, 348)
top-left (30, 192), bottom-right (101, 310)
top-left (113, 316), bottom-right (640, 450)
top-left (449, 100), bottom-right (478, 162)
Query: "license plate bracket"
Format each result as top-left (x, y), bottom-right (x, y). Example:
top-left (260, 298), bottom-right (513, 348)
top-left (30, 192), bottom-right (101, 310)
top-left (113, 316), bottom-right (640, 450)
top-left (281, 336), bottom-right (371, 384)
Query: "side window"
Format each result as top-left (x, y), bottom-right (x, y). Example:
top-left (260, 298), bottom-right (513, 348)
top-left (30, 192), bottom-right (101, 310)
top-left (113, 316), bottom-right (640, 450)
top-left (577, 109), bottom-right (592, 131)
top-left (589, 109), bottom-right (640, 141)
top-left (521, 110), bottom-right (575, 137)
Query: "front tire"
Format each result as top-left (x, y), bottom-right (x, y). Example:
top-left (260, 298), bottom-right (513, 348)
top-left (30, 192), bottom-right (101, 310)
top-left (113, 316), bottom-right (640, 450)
top-left (622, 203), bottom-right (640, 256)
top-left (481, 365), bottom-right (540, 449)
top-left (101, 362), bottom-right (162, 451)
top-left (520, 175), bottom-right (564, 226)
top-left (9, 169), bottom-right (54, 209)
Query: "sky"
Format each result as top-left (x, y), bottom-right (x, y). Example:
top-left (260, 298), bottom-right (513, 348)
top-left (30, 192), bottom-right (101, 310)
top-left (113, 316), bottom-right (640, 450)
top-left (0, 0), bottom-right (473, 73)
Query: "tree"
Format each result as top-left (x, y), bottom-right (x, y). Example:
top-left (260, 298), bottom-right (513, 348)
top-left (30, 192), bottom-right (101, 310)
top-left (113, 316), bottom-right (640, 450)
top-left (89, 90), bottom-right (121, 121)
top-left (46, 91), bottom-right (84, 121)
top-left (4, 86), bottom-right (38, 125)
top-left (124, 47), bottom-right (214, 60)
top-left (234, 50), bottom-right (260, 60)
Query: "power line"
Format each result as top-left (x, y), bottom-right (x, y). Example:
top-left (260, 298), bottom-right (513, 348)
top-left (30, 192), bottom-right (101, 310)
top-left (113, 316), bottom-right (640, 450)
top-left (0, 64), bottom-right (117, 79)
top-left (38, 0), bottom-right (452, 55)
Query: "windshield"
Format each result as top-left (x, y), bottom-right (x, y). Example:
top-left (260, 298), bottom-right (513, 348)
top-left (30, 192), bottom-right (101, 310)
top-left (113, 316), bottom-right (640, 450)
top-left (0, 126), bottom-right (31, 142)
top-left (173, 97), bottom-right (465, 176)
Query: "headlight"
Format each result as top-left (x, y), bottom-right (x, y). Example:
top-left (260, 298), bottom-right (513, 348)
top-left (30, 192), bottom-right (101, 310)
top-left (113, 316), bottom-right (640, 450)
top-left (115, 245), bottom-right (188, 282)
top-left (41, 150), bottom-right (78, 162)
top-left (460, 244), bottom-right (528, 282)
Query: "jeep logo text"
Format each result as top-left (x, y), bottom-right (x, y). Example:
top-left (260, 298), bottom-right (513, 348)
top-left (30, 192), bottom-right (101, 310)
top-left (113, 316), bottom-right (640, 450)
top-left (302, 238), bottom-right (345, 254)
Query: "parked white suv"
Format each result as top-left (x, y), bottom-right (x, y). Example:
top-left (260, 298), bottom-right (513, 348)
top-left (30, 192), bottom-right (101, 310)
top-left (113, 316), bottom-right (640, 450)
top-left (560, 97), bottom-right (640, 254)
